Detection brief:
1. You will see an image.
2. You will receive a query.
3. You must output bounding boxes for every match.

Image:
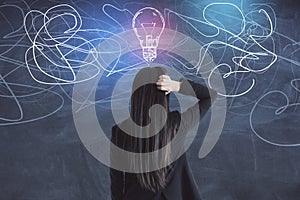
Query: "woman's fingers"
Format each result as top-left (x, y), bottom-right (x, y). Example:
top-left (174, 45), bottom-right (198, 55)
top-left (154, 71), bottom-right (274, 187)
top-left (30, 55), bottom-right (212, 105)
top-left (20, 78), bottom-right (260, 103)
top-left (157, 75), bottom-right (171, 84)
top-left (157, 84), bottom-right (171, 92)
top-left (158, 75), bottom-right (169, 79)
top-left (157, 84), bottom-right (167, 90)
top-left (156, 80), bottom-right (170, 86)
top-left (156, 75), bottom-right (173, 95)
top-left (158, 75), bottom-right (170, 81)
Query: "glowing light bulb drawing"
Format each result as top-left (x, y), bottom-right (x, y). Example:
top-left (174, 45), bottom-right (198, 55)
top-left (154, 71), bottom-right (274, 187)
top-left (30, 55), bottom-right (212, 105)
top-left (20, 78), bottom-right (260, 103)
top-left (132, 7), bottom-right (165, 62)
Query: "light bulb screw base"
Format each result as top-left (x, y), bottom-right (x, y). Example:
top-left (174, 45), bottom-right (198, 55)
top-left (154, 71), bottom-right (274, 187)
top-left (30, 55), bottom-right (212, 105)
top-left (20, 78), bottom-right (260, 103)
top-left (142, 47), bottom-right (157, 62)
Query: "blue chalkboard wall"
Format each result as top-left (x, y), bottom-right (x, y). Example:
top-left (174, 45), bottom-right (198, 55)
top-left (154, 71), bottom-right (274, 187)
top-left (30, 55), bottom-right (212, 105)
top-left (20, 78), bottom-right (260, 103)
top-left (0, 0), bottom-right (300, 199)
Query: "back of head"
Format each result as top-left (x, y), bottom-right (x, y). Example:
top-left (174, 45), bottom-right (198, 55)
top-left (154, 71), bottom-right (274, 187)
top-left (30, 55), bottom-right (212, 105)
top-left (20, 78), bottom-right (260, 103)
top-left (131, 66), bottom-right (169, 126)
top-left (130, 66), bottom-right (173, 192)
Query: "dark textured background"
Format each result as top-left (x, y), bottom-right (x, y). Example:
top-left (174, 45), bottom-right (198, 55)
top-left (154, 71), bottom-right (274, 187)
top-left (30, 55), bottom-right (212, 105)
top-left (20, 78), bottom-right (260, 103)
top-left (0, 0), bottom-right (300, 199)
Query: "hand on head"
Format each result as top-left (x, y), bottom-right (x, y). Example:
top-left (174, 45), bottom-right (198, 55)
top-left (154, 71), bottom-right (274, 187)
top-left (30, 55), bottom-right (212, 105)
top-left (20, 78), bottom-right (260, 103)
top-left (156, 75), bottom-right (181, 95)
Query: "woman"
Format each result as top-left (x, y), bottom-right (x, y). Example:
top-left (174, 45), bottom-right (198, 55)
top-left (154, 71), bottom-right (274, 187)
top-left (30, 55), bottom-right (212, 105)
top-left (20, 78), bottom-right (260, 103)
top-left (110, 66), bottom-right (217, 200)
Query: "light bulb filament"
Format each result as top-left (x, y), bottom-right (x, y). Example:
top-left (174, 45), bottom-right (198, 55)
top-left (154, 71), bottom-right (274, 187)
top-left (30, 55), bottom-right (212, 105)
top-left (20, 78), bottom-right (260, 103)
top-left (132, 7), bottom-right (165, 62)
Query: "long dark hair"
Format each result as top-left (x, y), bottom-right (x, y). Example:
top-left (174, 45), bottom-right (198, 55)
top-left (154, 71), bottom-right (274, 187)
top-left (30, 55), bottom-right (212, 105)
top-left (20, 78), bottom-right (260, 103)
top-left (130, 66), bottom-right (176, 192)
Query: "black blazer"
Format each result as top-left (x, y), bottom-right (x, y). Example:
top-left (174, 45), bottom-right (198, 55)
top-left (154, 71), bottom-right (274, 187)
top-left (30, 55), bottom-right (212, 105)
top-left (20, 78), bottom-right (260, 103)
top-left (110, 79), bottom-right (217, 200)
